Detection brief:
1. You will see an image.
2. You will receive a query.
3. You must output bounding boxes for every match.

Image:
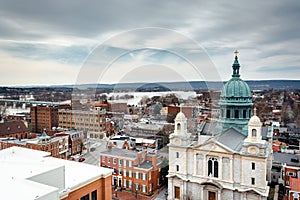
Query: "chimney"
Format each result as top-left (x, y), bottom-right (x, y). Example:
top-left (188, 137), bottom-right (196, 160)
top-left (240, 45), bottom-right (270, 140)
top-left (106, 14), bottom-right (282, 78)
top-left (137, 151), bottom-right (143, 165)
top-left (152, 154), bottom-right (157, 169)
top-left (107, 142), bottom-right (112, 151)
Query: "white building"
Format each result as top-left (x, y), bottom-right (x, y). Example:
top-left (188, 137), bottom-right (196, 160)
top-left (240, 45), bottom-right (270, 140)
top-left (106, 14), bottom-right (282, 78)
top-left (167, 53), bottom-right (272, 200)
top-left (0, 146), bottom-right (112, 200)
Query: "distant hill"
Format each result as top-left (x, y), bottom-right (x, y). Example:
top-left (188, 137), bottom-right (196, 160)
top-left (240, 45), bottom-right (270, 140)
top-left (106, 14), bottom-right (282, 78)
top-left (5, 80), bottom-right (300, 91)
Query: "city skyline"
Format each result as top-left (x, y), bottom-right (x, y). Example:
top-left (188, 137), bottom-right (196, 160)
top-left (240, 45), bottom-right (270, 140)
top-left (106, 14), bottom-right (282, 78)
top-left (1, 1), bottom-right (300, 86)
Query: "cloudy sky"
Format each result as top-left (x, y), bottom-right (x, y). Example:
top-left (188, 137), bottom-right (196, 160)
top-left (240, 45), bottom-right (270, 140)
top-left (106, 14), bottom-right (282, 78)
top-left (0, 0), bottom-right (300, 86)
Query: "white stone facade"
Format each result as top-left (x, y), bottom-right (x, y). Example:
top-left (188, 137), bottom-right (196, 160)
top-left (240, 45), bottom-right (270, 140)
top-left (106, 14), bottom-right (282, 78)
top-left (167, 111), bottom-right (271, 200)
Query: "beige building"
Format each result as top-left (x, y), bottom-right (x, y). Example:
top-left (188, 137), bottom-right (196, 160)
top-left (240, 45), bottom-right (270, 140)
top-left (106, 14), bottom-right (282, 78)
top-left (58, 109), bottom-right (106, 139)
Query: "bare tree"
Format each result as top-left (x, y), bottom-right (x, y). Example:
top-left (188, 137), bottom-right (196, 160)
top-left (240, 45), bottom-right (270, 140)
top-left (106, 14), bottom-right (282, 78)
top-left (0, 106), bottom-right (7, 121)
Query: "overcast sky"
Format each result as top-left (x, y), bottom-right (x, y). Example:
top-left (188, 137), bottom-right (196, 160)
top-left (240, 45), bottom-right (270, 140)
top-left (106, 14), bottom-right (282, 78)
top-left (0, 0), bottom-right (300, 86)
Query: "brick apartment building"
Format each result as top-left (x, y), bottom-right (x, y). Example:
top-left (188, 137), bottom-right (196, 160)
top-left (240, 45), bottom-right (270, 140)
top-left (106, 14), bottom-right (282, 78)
top-left (58, 109), bottom-right (106, 139)
top-left (0, 130), bottom-right (69, 159)
top-left (0, 146), bottom-right (113, 200)
top-left (283, 164), bottom-right (300, 200)
top-left (0, 120), bottom-right (29, 139)
top-left (30, 105), bottom-right (71, 133)
top-left (55, 130), bottom-right (84, 156)
top-left (99, 147), bottom-right (162, 196)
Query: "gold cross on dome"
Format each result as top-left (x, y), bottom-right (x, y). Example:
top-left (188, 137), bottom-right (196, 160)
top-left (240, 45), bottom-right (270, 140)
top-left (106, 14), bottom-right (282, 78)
top-left (234, 50), bottom-right (239, 57)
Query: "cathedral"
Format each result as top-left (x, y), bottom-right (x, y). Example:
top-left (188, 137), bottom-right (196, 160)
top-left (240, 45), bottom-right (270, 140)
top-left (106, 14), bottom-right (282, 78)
top-left (167, 52), bottom-right (273, 200)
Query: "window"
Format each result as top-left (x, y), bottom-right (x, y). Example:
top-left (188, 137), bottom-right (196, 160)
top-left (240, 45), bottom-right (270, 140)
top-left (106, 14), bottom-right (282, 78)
top-left (235, 110), bottom-right (239, 118)
top-left (119, 159), bottom-right (123, 166)
top-left (252, 162), bottom-right (255, 170)
top-left (123, 160), bottom-right (126, 167)
top-left (124, 179), bottom-right (127, 187)
top-left (177, 123), bottom-right (181, 130)
top-left (251, 178), bottom-right (255, 185)
top-left (176, 165), bottom-right (179, 172)
top-left (124, 170), bottom-right (127, 177)
top-left (142, 173), bottom-right (147, 180)
top-left (129, 170), bottom-right (132, 177)
top-left (128, 160), bottom-right (132, 167)
top-left (91, 190), bottom-right (97, 200)
top-left (135, 172), bottom-right (140, 179)
top-left (252, 129), bottom-right (257, 137)
top-left (243, 110), bottom-right (247, 118)
top-left (176, 152), bottom-right (179, 158)
top-left (226, 109), bottom-right (230, 118)
top-left (207, 157), bottom-right (218, 178)
top-left (108, 158), bottom-right (110, 163)
top-left (142, 185), bottom-right (147, 193)
top-left (113, 158), bottom-right (116, 164)
top-left (119, 168), bottom-right (122, 175)
top-left (135, 183), bottom-right (139, 191)
top-left (175, 186), bottom-right (180, 199)
top-left (128, 180), bottom-right (132, 188)
top-left (80, 194), bottom-right (89, 200)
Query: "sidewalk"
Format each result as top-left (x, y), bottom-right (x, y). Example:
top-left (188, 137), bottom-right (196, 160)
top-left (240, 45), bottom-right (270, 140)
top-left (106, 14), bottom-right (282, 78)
top-left (112, 186), bottom-right (167, 200)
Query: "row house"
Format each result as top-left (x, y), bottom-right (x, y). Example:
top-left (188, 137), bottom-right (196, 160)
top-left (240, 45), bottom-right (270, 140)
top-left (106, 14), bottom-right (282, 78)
top-left (282, 164), bottom-right (300, 200)
top-left (99, 147), bottom-right (162, 196)
top-left (58, 109), bottom-right (106, 139)
top-left (0, 130), bottom-right (69, 159)
top-left (55, 130), bottom-right (84, 156)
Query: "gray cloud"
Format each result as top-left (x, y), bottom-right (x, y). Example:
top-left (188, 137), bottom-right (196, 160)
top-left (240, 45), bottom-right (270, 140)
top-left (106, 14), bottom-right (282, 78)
top-left (0, 0), bottom-right (300, 85)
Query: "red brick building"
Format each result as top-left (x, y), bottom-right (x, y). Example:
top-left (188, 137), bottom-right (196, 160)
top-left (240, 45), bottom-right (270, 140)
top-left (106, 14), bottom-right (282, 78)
top-left (99, 147), bottom-right (162, 196)
top-left (287, 177), bottom-right (300, 200)
top-left (55, 130), bottom-right (84, 156)
top-left (0, 130), bottom-right (69, 159)
top-left (30, 105), bottom-right (70, 133)
top-left (0, 121), bottom-right (29, 139)
top-left (283, 164), bottom-right (300, 200)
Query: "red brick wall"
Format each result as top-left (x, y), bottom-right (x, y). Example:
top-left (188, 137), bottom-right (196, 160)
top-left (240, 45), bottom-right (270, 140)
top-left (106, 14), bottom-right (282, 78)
top-left (61, 175), bottom-right (112, 200)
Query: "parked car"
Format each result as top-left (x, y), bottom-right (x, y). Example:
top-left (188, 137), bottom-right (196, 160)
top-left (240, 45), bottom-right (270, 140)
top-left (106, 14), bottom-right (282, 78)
top-left (78, 157), bottom-right (85, 162)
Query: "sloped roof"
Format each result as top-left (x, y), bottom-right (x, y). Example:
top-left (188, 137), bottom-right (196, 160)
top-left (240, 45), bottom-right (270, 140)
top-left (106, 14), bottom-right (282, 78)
top-left (201, 122), bottom-right (217, 135)
top-left (214, 128), bottom-right (246, 152)
top-left (0, 121), bottom-right (28, 136)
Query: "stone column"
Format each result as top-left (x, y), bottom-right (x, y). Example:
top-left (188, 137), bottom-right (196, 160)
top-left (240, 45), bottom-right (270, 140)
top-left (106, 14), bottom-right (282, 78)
top-left (194, 154), bottom-right (197, 175)
top-left (200, 185), bottom-right (204, 200)
top-left (230, 158), bottom-right (233, 181)
top-left (219, 156), bottom-right (222, 179)
top-left (203, 155), bottom-right (206, 176)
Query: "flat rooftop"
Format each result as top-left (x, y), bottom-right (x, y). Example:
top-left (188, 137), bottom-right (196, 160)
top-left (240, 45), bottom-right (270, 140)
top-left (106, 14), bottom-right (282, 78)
top-left (0, 146), bottom-right (112, 200)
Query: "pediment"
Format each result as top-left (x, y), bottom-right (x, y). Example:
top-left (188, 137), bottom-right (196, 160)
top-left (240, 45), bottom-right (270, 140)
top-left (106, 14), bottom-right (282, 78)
top-left (194, 141), bottom-right (234, 154)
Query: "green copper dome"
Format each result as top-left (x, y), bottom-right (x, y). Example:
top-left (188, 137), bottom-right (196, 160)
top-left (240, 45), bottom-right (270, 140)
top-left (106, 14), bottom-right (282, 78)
top-left (216, 51), bottom-right (253, 136)
top-left (221, 77), bottom-right (251, 98)
top-left (220, 54), bottom-right (251, 99)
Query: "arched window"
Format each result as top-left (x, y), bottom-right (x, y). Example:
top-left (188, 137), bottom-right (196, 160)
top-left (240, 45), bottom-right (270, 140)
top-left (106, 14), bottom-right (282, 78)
top-left (177, 123), bottom-right (181, 131)
top-left (207, 157), bottom-right (219, 178)
top-left (208, 160), bottom-right (212, 176)
top-left (252, 129), bottom-right (257, 137)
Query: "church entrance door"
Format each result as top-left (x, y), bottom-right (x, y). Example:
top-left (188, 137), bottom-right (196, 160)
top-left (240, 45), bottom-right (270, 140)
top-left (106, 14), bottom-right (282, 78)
top-left (208, 191), bottom-right (216, 200)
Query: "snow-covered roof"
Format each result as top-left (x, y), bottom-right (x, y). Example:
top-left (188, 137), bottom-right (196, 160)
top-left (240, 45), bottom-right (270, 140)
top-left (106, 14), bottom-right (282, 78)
top-left (0, 146), bottom-right (112, 200)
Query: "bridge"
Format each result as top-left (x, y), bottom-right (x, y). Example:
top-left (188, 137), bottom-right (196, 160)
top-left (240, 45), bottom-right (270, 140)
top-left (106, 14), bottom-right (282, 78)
top-left (0, 99), bottom-right (71, 108)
